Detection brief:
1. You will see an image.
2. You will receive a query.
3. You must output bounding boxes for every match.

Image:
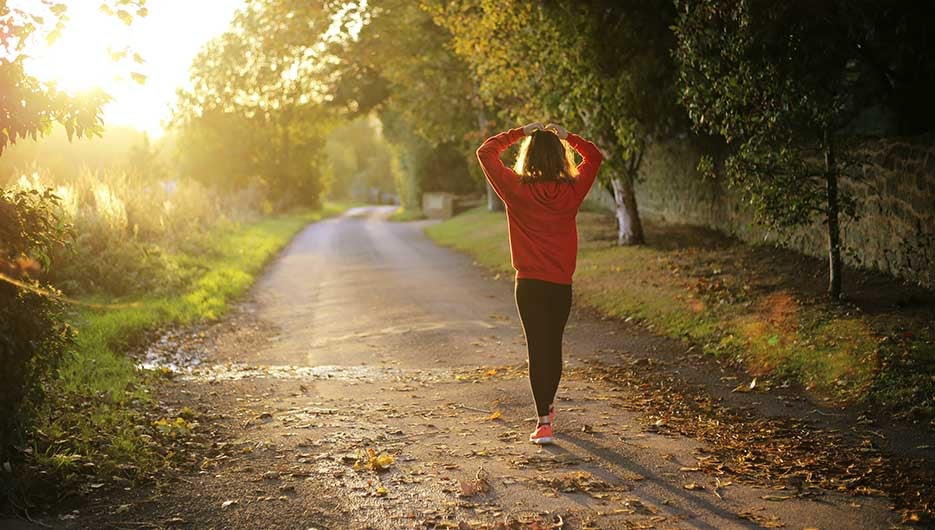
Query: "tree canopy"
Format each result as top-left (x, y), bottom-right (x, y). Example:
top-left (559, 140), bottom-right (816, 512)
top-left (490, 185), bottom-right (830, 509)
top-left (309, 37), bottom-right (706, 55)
top-left (427, 0), bottom-right (682, 244)
top-left (171, 0), bottom-right (336, 207)
top-left (322, 0), bottom-right (483, 208)
top-left (673, 0), bottom-right (935, 297)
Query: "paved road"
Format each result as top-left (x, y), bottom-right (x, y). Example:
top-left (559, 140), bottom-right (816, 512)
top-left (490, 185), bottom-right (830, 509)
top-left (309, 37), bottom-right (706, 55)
top-left (59, 206), bottom-right (899, 529)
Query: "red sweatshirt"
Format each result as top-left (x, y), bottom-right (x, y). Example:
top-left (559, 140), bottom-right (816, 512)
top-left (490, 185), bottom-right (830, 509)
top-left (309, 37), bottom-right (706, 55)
top-left (476, 127), bottom-right (603, 285)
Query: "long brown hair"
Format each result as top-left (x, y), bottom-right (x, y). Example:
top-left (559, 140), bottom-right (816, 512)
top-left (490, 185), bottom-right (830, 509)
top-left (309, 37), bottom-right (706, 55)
top-left (512, 129), bottom-right (578, 183)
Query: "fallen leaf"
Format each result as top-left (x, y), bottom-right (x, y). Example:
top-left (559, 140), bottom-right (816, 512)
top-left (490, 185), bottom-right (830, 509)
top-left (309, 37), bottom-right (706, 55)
top-left (459, 468), bottom-right (490, 497)
top-left (683, 483), bottom-right (703, 490)
top-left (761, 494), bottom-right (794, 501)
top-left (221, 500), bottom-right (238, 508)
top-left (353, 448), bottom-right (395, 472)
top-left (732, 378), bottom-right (757, 393)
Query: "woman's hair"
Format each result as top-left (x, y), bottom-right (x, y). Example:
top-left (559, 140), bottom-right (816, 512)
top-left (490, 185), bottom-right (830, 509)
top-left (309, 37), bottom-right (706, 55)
top-left (512, 129), bottom-right (578, 183)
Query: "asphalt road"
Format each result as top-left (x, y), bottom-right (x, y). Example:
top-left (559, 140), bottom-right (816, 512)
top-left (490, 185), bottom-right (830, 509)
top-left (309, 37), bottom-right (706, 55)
top-left (53, 206), bottom-right (901, 530)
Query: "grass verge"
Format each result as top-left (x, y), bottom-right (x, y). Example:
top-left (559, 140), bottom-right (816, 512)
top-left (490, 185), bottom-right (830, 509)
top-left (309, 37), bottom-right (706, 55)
top-left (387, 207), bottom-right (426, 222)
top-left (425, 207), bottom-right (935, 413)
top-left (19, 204), bottom-right (348, 502)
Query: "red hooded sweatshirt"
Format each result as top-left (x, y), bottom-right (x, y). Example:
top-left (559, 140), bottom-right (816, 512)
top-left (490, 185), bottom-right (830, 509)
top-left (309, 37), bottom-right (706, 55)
top-left (476, 127), bottom-right (603, 285)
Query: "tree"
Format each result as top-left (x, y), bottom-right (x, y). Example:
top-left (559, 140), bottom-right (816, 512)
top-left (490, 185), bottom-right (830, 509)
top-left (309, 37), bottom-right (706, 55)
top-left (427, 0), bottom-right (681, 245)
top-left (673, 0), bottom-right (935, 298)
top-left (125, 132), bottom-right (165, 182)
top-left (324, 115), bottom-right (395, 200)
top-left (323, 0), bottom-right (497, 210)
top-left (171, 0), bottom-right (335, 208)
top-left (0, 1), bottom-right (147, 155)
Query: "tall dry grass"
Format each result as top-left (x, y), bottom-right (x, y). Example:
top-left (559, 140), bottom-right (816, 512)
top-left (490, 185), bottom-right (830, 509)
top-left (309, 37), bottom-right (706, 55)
top-left (9, 168), bottom-right (268, 296)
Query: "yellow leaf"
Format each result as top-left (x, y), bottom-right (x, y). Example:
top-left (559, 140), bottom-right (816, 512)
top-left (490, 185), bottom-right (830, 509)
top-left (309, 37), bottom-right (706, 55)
top-left (732, 377), bottom-right (757, 393)
top-left (355, 448), bottom-right (395, 472)
top-left (487, 410), bottom-right (502, 421)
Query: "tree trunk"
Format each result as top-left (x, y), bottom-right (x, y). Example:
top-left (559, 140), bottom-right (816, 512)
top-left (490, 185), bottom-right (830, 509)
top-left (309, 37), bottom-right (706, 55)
top-left (486, 182), bottom-right (505, 212)
top-left (610, 173), bottom-right (645, 245)
top-left (581, 116), bottom-right (646, 246)
top-left (824, 134), bottom-right (843, 299)
top-left (475, 87), bottom-right (504, 213)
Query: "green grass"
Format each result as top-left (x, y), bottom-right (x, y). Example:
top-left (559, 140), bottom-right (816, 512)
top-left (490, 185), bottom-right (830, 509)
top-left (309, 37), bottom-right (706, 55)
top-left (387, 206), bottom-right (426, 222)
top-left (426, 207), bottom-right (935, 408)
top-left (28, 203), bottom-right (349, 491)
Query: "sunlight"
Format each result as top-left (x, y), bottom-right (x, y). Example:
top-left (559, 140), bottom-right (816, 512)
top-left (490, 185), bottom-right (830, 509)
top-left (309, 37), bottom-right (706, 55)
top-left (22, 0), bottom-right (243, 137)
top-left (25, 3), bottom-right (131, 94)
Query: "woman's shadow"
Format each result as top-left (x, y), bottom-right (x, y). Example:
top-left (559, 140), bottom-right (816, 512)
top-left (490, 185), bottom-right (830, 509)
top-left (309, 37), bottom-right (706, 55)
top-left (535, 430), bottom-right (760, 530)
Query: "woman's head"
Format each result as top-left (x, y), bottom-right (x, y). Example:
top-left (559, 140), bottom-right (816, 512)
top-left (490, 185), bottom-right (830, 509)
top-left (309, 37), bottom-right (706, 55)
top-left (513, 129), bottom-right (578, 182)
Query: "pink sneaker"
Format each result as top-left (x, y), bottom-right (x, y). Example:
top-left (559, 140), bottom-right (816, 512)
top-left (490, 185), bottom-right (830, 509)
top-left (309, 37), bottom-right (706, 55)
top-left (529, 423), bottom-right (553, 444)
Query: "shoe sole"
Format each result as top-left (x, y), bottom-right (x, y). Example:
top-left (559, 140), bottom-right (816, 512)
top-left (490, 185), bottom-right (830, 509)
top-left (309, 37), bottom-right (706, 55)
top-left (530, 436), bottom-right (553, 444)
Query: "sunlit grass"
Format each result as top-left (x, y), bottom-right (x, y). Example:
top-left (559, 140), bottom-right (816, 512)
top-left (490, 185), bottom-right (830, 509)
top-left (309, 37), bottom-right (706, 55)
top-left (387, 206), bottom-right (426, 222)
top-left (425, 206), bottom-right (916, 403)
top-left (10, 168), bottom-right (279, 296)
top-left (30, 203), bottom-right (349, 488)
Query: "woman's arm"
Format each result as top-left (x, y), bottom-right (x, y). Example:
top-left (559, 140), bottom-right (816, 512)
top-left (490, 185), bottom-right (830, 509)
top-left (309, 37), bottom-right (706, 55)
top-left (476, 123), bottom-right (541, 203)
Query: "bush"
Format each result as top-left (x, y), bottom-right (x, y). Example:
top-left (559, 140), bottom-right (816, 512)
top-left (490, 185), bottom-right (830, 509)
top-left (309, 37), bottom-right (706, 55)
top-left (0, 187), bottom-right (75, 486)
top-left (9, 169), bottom-right (265, 297)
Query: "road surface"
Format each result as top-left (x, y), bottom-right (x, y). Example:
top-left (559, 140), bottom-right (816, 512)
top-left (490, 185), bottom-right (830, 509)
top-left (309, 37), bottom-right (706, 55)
top-left (58, 206), bottom-right (902, 529)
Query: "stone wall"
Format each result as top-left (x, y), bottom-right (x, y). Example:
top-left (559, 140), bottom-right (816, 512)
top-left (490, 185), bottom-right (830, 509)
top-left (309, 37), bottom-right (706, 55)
top-left (584, 135), bottom-right (935, 288)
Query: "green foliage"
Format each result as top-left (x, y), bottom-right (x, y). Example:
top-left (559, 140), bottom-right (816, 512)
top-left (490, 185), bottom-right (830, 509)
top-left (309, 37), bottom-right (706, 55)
top-left (9, 168), bottom-right (268, 297)
top-left (324, 0), bottom-right (484, 200)
top-left (0, 186), bottom-right (72, 267)
top-left (426, 0), bottom-right (681, 243)
top-left (674, 0), bottom-right (861, 186)
top-left (0, 187), bottom-right (75, 476)
top-left (387, 207), bottom-right (425, 222)
top-left (429, 0), bottom-right (680, 168)
top-left (0, 59), bottom-right (109, 154)
top-left (325, 116), bottom-right (395, 200)
top-left (171, 0), bottom-right (335, 209)
top-left (671, 0), bottom-right (935, 295)
top-left (677, 0), bottom-right (933, 200)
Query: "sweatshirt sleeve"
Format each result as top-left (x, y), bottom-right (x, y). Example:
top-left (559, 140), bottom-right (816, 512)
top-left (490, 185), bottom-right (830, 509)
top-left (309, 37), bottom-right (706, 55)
top-left (566, 133), bottom-right (603, 203)
top-left (476, 127), bottom-right (525, 204)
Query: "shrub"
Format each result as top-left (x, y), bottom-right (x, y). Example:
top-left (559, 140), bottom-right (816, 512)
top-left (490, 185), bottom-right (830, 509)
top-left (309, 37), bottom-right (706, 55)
top-left (0, 187), bottom-right (75, 487)
top-left (9, 169), bottom-right (266, 297)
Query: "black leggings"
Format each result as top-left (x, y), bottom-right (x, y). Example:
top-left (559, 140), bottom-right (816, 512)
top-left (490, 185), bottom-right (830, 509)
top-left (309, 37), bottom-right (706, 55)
top-left (515, 278), bottom-right (572, 417)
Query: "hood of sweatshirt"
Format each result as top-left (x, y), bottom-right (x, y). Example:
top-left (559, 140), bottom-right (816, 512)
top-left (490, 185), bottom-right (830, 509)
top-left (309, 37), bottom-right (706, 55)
top-left (522, 180), bottom-right (577, 212)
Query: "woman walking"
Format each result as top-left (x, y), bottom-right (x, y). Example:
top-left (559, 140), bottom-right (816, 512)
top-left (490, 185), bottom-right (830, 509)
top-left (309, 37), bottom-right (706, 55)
top-left (476, 122), bottom-right (603, 444)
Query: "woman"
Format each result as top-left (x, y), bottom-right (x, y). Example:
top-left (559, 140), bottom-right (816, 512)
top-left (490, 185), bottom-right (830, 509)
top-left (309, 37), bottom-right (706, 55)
top-left (476, 122), bottom-right (603, 444)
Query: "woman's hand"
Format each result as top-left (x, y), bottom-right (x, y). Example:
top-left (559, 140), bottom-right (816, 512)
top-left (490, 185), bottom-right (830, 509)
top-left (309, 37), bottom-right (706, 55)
top-left (522, 122), bottom-right (544, 135)
top-left (545, 123), bottom-right (568, 139)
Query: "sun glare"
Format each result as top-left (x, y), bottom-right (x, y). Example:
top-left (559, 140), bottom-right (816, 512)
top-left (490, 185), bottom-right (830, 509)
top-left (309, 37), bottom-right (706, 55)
top-left (21, 0), bottom-right (243, 138)
top-left (25, 3), bottom-right (131, 95)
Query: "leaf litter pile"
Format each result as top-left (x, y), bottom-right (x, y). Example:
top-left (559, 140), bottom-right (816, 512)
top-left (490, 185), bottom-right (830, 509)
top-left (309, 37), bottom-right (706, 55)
top-left (578, 360), bottom-right (935, 525)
